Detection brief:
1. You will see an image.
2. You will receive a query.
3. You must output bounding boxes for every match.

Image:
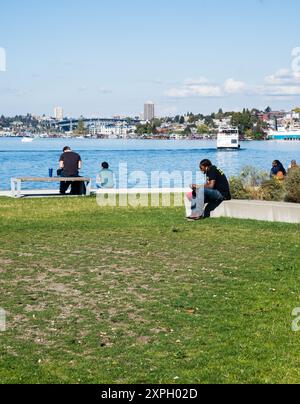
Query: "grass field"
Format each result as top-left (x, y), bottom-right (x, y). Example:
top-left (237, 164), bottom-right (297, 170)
top-left (0, 196), bottom-right (300, 384)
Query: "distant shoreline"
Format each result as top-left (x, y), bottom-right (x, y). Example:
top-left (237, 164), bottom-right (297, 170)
top-left (0, 135), bottom-right (260, 142)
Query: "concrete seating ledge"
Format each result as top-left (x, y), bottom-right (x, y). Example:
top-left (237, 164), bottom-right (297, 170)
top-left (211, 199), bottom-right (300, 224)
top-left (0, 188), bottom-right (299, 224)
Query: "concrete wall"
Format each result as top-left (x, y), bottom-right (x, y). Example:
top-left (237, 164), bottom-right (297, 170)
top-left (211, 200), bottom-right (300, 224)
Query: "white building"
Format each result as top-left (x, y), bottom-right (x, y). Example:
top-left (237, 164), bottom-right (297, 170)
top-left (144, 102), bottom-right (155, 122)
top-left (213, 118), bottom-right (232, 127)
top-left (54, 107), bottom-right (64, 121)
top-left (89, 121), bottom-right (136, 138)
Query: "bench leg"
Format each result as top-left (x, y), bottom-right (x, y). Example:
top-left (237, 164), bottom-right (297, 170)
top-left (86, 181), bottom-right (91, 196)
top-left (11, 179), bottom-right (16, 198)
top-left (16, 180), bottom-right (22, 198)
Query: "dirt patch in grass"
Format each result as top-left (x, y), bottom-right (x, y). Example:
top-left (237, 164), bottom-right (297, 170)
top-left (0, 258), bottom-right (14, 272)
top-left (46, 282), bottom-right (82, 297)
top-left (136, 336), bottom-right (152, 345)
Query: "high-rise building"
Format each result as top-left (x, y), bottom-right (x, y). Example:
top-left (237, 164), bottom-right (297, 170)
top-left (144, 102), bottom-right (155, 121)
top-left (54, 106), bottom-right (64, 121)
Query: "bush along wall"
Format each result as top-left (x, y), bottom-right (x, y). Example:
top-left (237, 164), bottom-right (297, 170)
top-left (285, 167), bottom-right (300, 203)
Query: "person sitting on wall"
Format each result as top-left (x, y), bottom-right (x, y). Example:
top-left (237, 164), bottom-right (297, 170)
top-left (270, 160), bottom-right (287, 181)
top-left (96, 162), bottom-right (115, 189)
top-left (188, 159), bottom-right (231, 220)
top-left (288, 160), bottom-right (298, 174)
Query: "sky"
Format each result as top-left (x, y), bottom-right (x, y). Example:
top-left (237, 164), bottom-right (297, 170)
top-left (1, 0), bottom-right (300, 117)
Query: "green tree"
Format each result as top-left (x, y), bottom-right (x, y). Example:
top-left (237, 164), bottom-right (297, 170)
top-left (75, 120), bottom-right (87, 135)
top-left (183, 126), bottom-right (192, 135)
top-left (197, 124), bottom-right (210, 134)
top-left (204, 115), bottom-right (214, 127)
top-left (151, 118), bottom-right (162, 127)
top-left (188, 113), bottom-right (196, 123)
top-left (231, 109), bottom-right (253, 134)
top-left (216, 108), bottom-right (224, 119)
top-left (135, 123), bottom-right (157, 136)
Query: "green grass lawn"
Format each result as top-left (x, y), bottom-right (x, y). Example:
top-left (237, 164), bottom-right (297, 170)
top-left (0, 196), bottom-right (300, 384)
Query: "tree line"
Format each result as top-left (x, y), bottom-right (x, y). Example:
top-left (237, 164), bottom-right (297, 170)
top-left (135, 107), bottom-right (278, 138)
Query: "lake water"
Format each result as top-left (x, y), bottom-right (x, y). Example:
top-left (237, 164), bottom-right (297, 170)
top-left (0, 137), bottom-right (299, 190)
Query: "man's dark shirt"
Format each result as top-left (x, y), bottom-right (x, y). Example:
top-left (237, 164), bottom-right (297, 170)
top-left (59, 151), bottom-right (81, 177)
top-left (207, 165), bottom-right (231, 200)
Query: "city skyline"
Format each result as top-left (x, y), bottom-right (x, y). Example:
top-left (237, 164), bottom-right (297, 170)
top-left (1, 0), bottom-right (300, 117)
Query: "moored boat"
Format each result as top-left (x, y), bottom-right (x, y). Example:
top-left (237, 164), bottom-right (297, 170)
top-left (268, 127), bottom-right (300, 141)
top-left (21, 137), bottom-right (34, 143)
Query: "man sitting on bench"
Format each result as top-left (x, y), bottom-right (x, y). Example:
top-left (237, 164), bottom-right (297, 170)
top-left (190, 159), bottom-right (231, 220)
top-left (59, 146), bottom-right (83, 195)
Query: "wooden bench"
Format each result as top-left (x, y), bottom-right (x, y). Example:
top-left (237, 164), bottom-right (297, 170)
top-left (11, 177), bottom-right (92, 198)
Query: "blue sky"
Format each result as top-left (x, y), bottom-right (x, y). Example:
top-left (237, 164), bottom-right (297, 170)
top-left (1, 0), bottom-right (300, 117)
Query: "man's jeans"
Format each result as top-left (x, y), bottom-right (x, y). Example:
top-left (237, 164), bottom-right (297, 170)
top-left (59, 172), bottom-right (79, 195)
top-left (204, 189), bottom-right (224, 218)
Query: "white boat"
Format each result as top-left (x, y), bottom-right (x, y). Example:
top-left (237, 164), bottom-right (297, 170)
top-left (21, 137), bottom-right (34, 143)
top-left (268, 126), bottom-right (300, 141)
top-left (217, 126), bottom-right (240, 149)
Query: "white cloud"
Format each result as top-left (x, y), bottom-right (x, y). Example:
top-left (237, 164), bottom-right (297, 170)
top-left (165, 60), bottom-right (300, 100)
top-left (265, 69), bottom-right (297, 85)
top-left (263, 67), bottom-right (300, 96)
top-left (224, 78), bottom-right (247, 94)
top-left (183, 77), bottom-right (210, 85)
top-left (188, 85), bottom-right (222, 97)
top-left (166, 77), bottom-right (249, 98)
top-left (264, 85), bottom-right (300, 97)
top-left (0, 47), bottom-right (6, 72)
top-left (165, 88), bottom-right (189, 98)
top-left (165, 77), bottom-right (222, 98)
top-left (222, 68), bottom-right (300, 98)
top-left (166, 85), bottom-right (222, 98)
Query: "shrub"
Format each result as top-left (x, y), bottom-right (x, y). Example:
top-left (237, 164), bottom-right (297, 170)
top-left (230, 166), bottom-right (269, 200)
top-left (239, 166), bottom-right (269, 188)
top-left (229, 177), bottom-right (252, 200)
top-left (259, 178), bottom-right (285, 202)
top-left (285, 167), bottom-right (300, 203)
